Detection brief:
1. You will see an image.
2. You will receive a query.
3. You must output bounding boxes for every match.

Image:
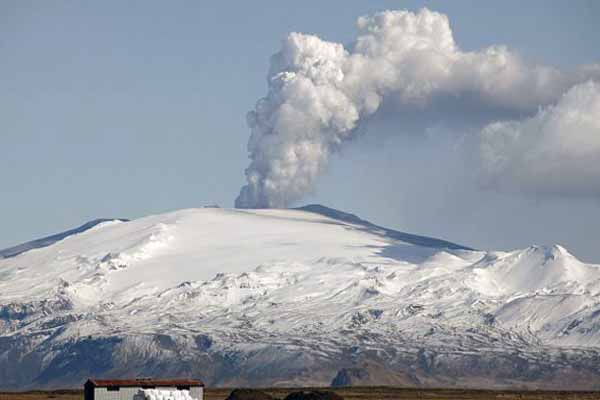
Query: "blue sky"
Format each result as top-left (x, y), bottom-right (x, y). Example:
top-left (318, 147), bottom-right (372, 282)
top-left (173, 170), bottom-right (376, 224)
top-left (2, 1), bottom-right (599, 260)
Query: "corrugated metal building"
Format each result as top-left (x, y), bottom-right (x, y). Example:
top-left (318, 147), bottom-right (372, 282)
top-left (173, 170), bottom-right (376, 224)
top-left (84, 379), bottom-right (204, 400)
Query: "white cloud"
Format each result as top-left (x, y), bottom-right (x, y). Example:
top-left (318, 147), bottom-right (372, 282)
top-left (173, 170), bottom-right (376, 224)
top-left (480, 81), bottom-right (600, 196)
top-left (235, 8), bottom-right (600, 208)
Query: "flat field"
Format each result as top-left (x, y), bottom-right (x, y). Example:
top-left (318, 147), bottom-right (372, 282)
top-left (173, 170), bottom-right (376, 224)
top-left (3, 388), bottom-right (600, 400)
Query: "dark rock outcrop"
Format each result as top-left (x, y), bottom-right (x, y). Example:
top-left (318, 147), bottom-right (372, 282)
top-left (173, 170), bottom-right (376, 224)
top-left (330, 368), bottom-right (369, 387)
top-left (283, 391), bottom-right (343, 400)
top-left (226, 389), bottom-right (275, 400)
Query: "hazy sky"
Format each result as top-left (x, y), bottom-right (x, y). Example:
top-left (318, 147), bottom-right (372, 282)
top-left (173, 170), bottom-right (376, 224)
top-left (2, 1), bottom-right (599, 261)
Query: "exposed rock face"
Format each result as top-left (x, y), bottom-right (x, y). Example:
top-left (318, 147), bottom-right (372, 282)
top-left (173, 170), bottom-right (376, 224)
top-left (331, 368), bottom-right (369, 387)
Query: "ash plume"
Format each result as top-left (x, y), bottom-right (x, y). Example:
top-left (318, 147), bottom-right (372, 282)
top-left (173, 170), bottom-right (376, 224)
top-left (235, 8), bottom-right (600, 209)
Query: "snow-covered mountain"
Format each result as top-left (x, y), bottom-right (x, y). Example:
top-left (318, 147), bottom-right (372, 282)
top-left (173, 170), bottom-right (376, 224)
top-left (0, 218), bottom-right (128, 259)
top-left (1, 205), bottom-right (600, 390)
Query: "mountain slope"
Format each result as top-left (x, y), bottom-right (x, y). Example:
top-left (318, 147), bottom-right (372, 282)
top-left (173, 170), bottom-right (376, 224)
top-left (294, 204), bottom-right (472, 251)
top-left (0, 218), bottom-right (128, 259)
top-left (1, 206), bottom-right (600, 389)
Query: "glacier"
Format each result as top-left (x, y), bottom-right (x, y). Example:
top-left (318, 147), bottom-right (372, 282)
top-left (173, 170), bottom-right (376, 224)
top-left (1, 205), bottom-right (600, 389)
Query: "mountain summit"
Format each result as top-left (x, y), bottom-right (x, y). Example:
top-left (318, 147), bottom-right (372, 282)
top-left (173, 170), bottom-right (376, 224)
top-left (1, 206), bottom-right (599, 389)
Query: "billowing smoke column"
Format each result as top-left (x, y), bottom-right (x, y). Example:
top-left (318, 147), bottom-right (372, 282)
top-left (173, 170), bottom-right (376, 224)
top-left (235, 8), bottom-right (600, 208)
top-left (480, 80), bottom-right (600, 196)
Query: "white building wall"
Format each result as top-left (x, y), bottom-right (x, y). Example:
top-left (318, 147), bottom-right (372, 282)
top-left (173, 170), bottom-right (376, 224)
top-left (95, 386), bottom-right (142, 400)
top-left (94, 386), bottom-right (203, 400)
top-left (190, 387), bottom-right (203, 400)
